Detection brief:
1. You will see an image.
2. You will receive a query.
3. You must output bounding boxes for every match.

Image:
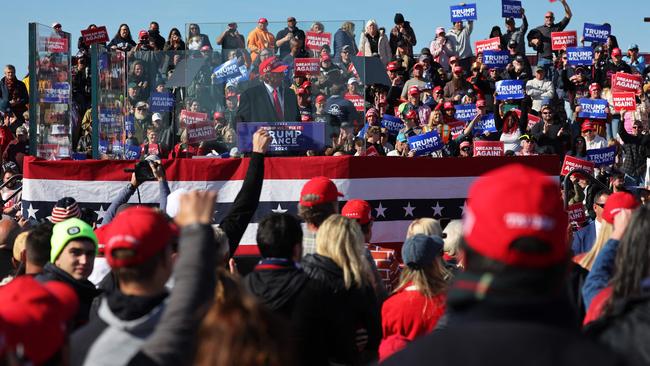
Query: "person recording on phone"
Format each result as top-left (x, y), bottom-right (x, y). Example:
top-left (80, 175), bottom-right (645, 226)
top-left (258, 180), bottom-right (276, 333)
top-left (217, 22), bottom-right (245, 51)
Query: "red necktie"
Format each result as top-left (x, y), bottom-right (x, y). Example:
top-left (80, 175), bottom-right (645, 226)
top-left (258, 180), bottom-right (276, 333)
top-left (273, 88), bottom-right (284, 121)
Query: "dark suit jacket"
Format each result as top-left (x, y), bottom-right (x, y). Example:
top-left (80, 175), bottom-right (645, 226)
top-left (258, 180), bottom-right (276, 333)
top-left (236, 83), bottom-right (300, 123)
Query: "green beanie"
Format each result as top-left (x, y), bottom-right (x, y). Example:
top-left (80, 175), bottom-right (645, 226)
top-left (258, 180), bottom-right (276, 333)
top-left (50, 218), bottom-right (98, 263)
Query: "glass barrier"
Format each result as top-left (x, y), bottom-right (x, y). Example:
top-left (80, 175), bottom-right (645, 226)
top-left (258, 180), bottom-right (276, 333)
top-left (29, 23), bottom-right (73, 159)
top-left (95, 46), bottom-right (127, 158)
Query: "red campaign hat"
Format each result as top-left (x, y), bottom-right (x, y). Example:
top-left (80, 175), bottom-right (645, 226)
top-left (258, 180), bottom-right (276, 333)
top-left (476, 99), bottom-right (486, 107)
top-left (453, 65), bottom-right (463, 74)
top-left (301, 114), bottom-right (311, 122)
top-left (443, 101), bottom-right (455, 110)
top-left (386, 61), bottom-right (400, 71)
top-left (139, 30), bottom-right (149, 40)
top-left (296, 87), bottom-right (308, 95)
top-left (413, 62), bottom-right (424, 69)
top-left (589, 83), bottom-right (602, 92)
top-left (0, 277), bottom-right (79, 364)
top-left (405, 109), bottom-right (418, 119)
top-left (320, 54), bottom-right (331, 62)
top-left (459, 140), bottom-right (471, 149)
top-left (299, 176), bottom-right (343, 207)
top-left (342, 199), bottom-right (373, 225)
top-left (432, 86), bottom-right (443, 94)
top-left (258, 17), bottom-right (268, 24)
top-left (213, 111), bottom-right (225, 120)
top-left (366, 108), bottom-right (379, 118)
top-left (611, 48), bottom-right (622, 57)
top-left (103, 206), bottom-right (179, 268)
top-left (602, 192), bottom-right (639, 224)
top-left (259, 56), bottom-right (288, 76)
top-left (463, 164), bottom-right (568, 268)
top-left (408, 85), bottom-right (421, 96)
top-left (315, 94), bottom-right (326, 103)
top-left (581, 121), bottom-right (595, 132)
top-left (301, 80), bottom-right (312, 89)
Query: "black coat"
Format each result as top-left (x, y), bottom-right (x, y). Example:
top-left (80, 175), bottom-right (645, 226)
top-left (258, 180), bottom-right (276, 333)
top-left (302, 254), bottom-right (381, 365)
top-left (236, 83), bottom-right (300, 123)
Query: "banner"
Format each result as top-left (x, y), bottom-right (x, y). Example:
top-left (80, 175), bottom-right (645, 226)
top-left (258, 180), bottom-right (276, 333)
top-left (583, 23), bottom-right (610, 43)
top-left (407, 131), bottom-right (444, 156)
top-left (293, 58), bottom-right (320, 76)
top-left (345, 95), bottom-right (365, 112)
top-left (577, 98), bottom-right (608, 119)
top-left (41, 82), bottom-right (70, 104)
top-left (551, 31), bottom-right (577, 50)
top-left (455, 104), bottom-right (478, 122)
top-left (475, 37), bottom-right (500, 54)
top-left (182, 111), bottom-right (214, 144)
top-left (81, 26), bottom-right (109, 45)
top-left (449, 120), bottom-right (466, 139)
top-left (611, 72), bottom-right (643, 94)
top-left (567, 203), bottom-right (587, 227)
top-left (124, 144), bottom-right (141, 160)
top-left (149, 92), bottom-right (175, 113)
top-left (566, 47), bottom-right (594, 66)
top-left (502, 0), bottom-right (522, 18)
top-left (611, 92), bottom-right (636, 112)
top-left (450, 3), bottom-right (478, 22)
top-left (482, 50), bottom-right (510, 69)
top-left (237, 122), bottom-right (326, 152)
top-left (381, 114), bottom-right (404, 135)
top-left (39, 37), bottom-right (68, 53)
top-left (473, 114), bottom-right (497, 135)
top-left (586, 146), bottom-right (617, 167)
top-left (213, 58), bottom-right (244, 84)
top-left (305, 32), bottom-right (332, 51)
top-left (561, 155), bottom-right (595, 176)
top-left (495, 80), bottom-right (524, 100)
top-left (473, 141), bottom-right (504, 156)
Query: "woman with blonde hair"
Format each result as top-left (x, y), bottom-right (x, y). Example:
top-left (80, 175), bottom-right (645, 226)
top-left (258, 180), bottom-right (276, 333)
top-left (303, 214), bottom-right (381, 364)
top-left (358, 19), bottom-right (391, 65)
top-left (576, 222), bottom-right (613, 271)
top-left (379, 234), bottom-right (450, 361)
top-left (406, 217), bottom-right (443, 239)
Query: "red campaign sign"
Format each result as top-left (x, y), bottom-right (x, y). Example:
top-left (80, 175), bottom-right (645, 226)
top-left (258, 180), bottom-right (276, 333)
top-left (81, 26), bottom-right (109, 45)
top-left (41, 37), bottom-right (68, 53)
top-left (561, 155), bottom-right (595, 176)
top-left (180, 110), bottom-right (215, 144)
top-left (475, 37), bottom-right (501, 54)
top-left (294, 58), bottom-right (320, 76)
top-left (611, 72), bottom-right (643, 94)
top-left (305, 31), bottom-right (332, 51)
top-left (448, 120), bottom-right (466, 139)
top-left (567, 203), bottom-right (587, 226)
top-left (611, 91), bottom-right (637, 112)
top-left (345, 95), bottom-right (365, 112)
top-left (366, 145), bottom-right (379, 157)
top-left (551, 31), bottom-right (577, 50)
top-left (512, 109), bottom-right (541, 129)
top-left (473, 141), bottom-right (504, 156)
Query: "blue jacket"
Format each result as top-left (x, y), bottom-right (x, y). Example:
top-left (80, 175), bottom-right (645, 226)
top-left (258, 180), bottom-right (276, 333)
top-left (582, 238), bottom-right (620, 308)
top-left (333, 29), bottom-right (358, 62)
top-left (571, 221), bottom-right (596, 255)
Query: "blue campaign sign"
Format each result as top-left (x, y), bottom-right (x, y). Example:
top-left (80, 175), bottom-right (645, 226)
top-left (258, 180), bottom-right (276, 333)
top-left (455, 104), bottom-right (477, 122)
top-left (71, 152), bottom-right (87, 160)
top-left (213, 58), bottom-right (242, 84)
top-left (473, 114), bottom-right (497, 135)
top-left (99, 140), bottom-right (108, 154)
top-left (124, 115), bottom-right (134, 133)
top-left (450, 3), bottom-right (477, 22)
top-left (583, 23), bottom-right (611, 43)
top-left (149, 92), bottom-right (175, 113)
top-left (587, 146), bottom-right (616, 167)
top-left (124, 144), bottom-right (141, 160)
top-left (356, 123), bottom-right (368, 139)
top-left (381, 114), bottom-right (404, 135)
top-left (495, 80), bottom-right (525, 100)
top-left (482, 50), bottom-right (510, 69)
top-left (501, 0), bottom-right (522, 18)
top-left (566, 47), bottom-right (594, 66)
top-left (407, 131), bottom-right (444, 156)
top-left (578, 98), bottom-right (608, 119)
top-left (237, 122), bottom-right (326, 152)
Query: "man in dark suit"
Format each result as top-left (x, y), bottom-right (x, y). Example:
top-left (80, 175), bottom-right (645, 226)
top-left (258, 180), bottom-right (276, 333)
top-left (237, 56), bottom-right (300, 123)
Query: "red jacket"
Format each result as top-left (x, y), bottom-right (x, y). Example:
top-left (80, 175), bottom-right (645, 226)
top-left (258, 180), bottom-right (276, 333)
top-left (168, 143), bottom-right (204, 159)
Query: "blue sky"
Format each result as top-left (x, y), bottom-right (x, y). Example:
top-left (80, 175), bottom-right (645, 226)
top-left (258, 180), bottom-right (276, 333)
top-left (4, 0), bottom-right (650, 77)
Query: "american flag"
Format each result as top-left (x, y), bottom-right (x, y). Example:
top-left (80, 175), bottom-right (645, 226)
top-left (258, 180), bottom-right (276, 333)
top-left (22, 155), bottom-right (560, 255)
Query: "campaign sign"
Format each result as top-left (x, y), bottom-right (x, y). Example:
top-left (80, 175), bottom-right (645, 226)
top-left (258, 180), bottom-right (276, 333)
top-left (611, 72), bottom-right (643, 94)
top-left (345, 95), bottom-right (365, 112)
top-left (356, 124), bottom-right (368, 139)
top-left (455, 104), bottom-right (477, 122)
top-left (473, 114), bottom-right (497, 135)
top-left (381, 114), bottom-right (404, 136)
top-left (237, 122), bottom-right (326, 152)
top-left (566, 47), bottom-right (594, 66)
top-left (611, 92), bottom-right (636, 112)
top-left (495, 80), bottom-right (525, 100)
top-left (450, 3), bottom-right (477, 22)
top-left (551, 31), bottom-right (577, 50)
top-left (502, 0), bottom-right (522, 18)
top-left (98, 140), bottom-right (108, 155)
top-left (42, 82), bottom-right (70, 104)
top-left (482, 50), bottom-right (510, 69)
top-left (475, 37), bottom-right (500, 54)
top-left (124, 115), bottom-right (134, 133)
top-left (124, 144), bottom-right (141, 160)
top-left (473, 140), bottom-right (505, 156)
top-left (567, 203), bottom-right (587, 227)
top-left (213, 59), bottom-right (242, 84)
top-left (293, 58), bottom-right (320, 76)
top-left (449, 120), bottom-right (466, 139)
top-left (583, 23), bottom-right (610, 43)
top-left (305, 32), bottom-right (332, 51)
top-left (39, 37), bottom-right (68, 53)
top-left (100, 108), bottom-right (121, 128)
top-left (578, 98), bottom-right (608, 119)
top-left (408, 130), bottom-right (444, 156)
top-left (149, 92), bottom-right (175, 113)
top-left (561, 155), bottom-right (595, 176)
top-left (587, 146), bottom-right (617, 167)
top-left (81, 26), bottom-right (109, 45)
top-left (182, 111), bottom-right (214, 144)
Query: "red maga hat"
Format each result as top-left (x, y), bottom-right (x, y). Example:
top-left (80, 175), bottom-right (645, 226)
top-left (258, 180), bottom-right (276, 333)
top-left (259, 56), bottom-right (288, 76)
top-left (602, 192), bottom-right (639, 224)
top-left (299, 177), bottom-right (343, 207)
top-left (342, 199), bottom-right (373, 225)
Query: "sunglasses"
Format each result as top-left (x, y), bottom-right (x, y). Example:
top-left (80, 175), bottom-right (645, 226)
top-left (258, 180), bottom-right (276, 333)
top-left (594, 202), bottom-right (605, 208)
top-left (542, 112), bottom-right (552, 115)
top-left (461, 147), bottom-right (471, 152)
top-left (137, 107), bottom-right (148, 111)
top-left (582, 130), bottom-right (593, 133)
top-left (545, 16), bottom-right (554, 19)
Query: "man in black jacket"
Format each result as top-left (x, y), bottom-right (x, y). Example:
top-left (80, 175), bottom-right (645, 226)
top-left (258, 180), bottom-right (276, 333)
top-left (237, 56), bottom-right (300, 123)
top-left (618, 117), bottom-right (649, 187)
top-left (245, 213), bottom-right (333, 366)
top-left (527, 0), bottom-right (572, 79)
top-left (383, 164), bottom-right (623, 366)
